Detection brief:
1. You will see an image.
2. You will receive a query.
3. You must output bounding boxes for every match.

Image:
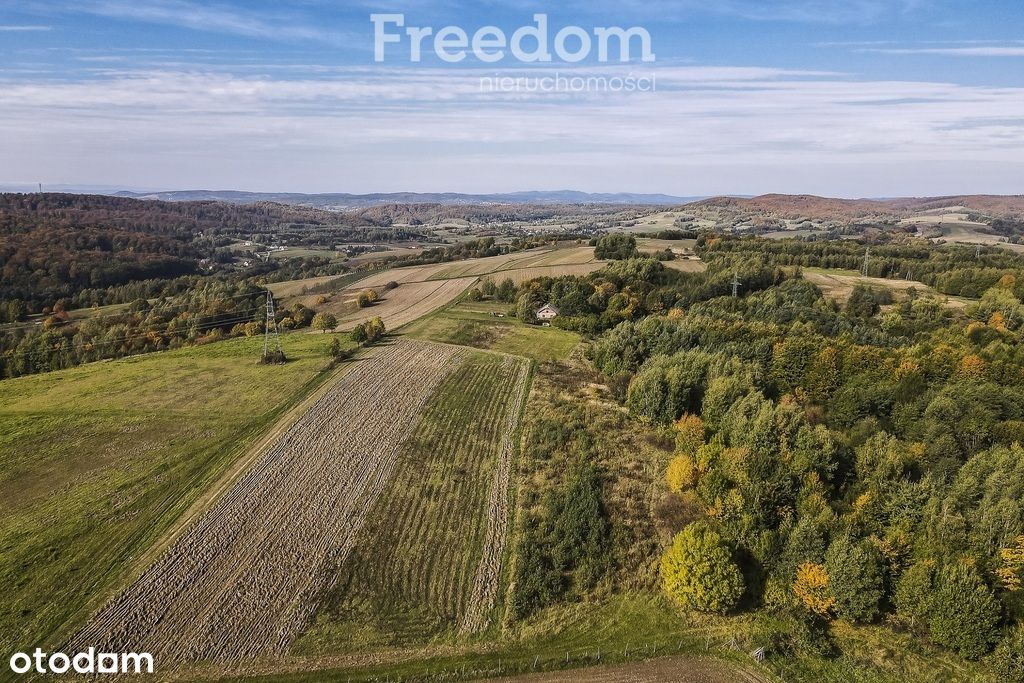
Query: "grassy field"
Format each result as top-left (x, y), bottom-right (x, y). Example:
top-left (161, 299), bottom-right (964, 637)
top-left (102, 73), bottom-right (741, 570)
top-left (0, 332), bottom-right (354, 656)
top-left (276, 245), bottom-right (603, 303)
top-left (636, 237), bottom-right (697, 254)
top-left (404, 300), bottom-right (581, 362)
top-left (800, 267), bottom-right (969, 307)
top-left (296, 351), bottom-right (532, 654)
top-left (267, 272), bottom-right (371, 299)
top-left (323, 277), bottom-right (479, 332)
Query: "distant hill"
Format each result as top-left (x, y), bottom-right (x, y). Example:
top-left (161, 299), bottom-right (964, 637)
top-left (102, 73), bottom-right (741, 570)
top-left (689, 194), bottom-right (1024, 220)
top-left (114, 189), bottom-right (700, 208)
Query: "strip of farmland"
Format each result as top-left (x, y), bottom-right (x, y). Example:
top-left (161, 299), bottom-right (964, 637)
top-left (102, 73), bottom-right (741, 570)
top-left (73, 340), bottom-right (466, 666)
top-left (305, 351), bottom-right (532, 649)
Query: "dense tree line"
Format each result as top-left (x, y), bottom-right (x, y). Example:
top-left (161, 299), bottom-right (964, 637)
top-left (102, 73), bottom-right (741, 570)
top-left (700, 234), bottom-right (1024, 299)
top-left (505, 257), bottom-right (784, 334)
top-left (0, 283), bottom-right (317, 378)
top-left (0, 194), bottom-right (430, 315)
top-left (578, 270), bottom-right (1024, 673)
top-left (501, 242), bottom-right (1024, 675)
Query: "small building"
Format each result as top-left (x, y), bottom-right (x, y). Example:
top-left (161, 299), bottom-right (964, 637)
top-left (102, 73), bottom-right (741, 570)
top-left (536, 304), bottom-right (559, 321)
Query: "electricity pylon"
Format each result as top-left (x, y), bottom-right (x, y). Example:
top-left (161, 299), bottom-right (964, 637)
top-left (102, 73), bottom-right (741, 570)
top-left (263, 291), bottom-right (281, 357)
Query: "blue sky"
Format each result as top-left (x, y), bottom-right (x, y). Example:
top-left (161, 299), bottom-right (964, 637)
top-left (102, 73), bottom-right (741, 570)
top-left (1, 1), bottom-right (1022, 196)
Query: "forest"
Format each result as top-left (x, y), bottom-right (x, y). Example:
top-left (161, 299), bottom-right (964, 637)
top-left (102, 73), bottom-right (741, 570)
top-left (501, 235), bottom-right (1024, 680)
top-left (0, 193), bottom-right (425, 316)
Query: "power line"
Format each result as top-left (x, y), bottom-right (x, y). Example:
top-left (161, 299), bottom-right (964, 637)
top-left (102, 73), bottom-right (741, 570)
top-left (0, 312), bottom-right (262, 363)
top-left (0, 289), bottom-right (267, 335)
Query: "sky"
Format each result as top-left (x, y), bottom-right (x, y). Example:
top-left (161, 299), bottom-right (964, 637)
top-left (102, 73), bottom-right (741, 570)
top-left (0, 0), bottom-right (1022, 197)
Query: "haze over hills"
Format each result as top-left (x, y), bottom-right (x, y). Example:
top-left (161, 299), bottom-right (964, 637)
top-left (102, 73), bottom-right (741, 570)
top-left (693, 194), bottom-right (1024, 219)
top-left (113, 189), bottom-right (704, 208)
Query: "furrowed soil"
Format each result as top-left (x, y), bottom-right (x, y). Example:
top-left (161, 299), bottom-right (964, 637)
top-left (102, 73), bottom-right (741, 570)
top-left (73, 340), bottom-right (467, 668)
top-left (296, 350), bottom-right (533, 652)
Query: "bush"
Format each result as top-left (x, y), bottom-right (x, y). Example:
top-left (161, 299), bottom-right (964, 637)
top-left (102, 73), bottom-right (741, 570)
top-left (988, 624), bottom-right (1024, 682)
top-left (824, 537), bottom-right (886, 623)
top-left (259, 350), bottom-right (287, 365)
top-left (310, 312), bottom-right (337, 333)
top-left (356, 288), bottom-right (379, 308)
top-left (661, 521), bottom-right (743, 613)
top-left (350, 316), bottom-right (386, 345)
top-left (929, 562), bottom-right (1001, 659)
top-left (665, 454), bottom-right (697, 493)
top-left (793, 562), bottom-right (835, 616)
top-left (674, 414), bottom-right (705, 454)
top-left (594, 233), bottom-right (640, 260)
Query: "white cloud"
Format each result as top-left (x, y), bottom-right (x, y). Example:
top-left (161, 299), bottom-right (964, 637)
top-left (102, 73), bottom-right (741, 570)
top-left (863, 46), bottom-right (1024, 56)
top-left (65, 0), bottom-right (353, 44)
top-left (1, 64), bottom-right (1022, 194)
top-left (488, 0), bottom-right (926, 24)
top-left (0, 25), bottom-right (52, 31)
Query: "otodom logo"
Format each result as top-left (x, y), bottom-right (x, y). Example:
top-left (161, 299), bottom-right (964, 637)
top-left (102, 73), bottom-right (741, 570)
top-left (8, 648), bottom-right (154, 675)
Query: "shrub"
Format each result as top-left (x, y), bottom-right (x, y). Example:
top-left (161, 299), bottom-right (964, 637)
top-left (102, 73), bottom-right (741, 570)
top-left (824, 537), bottom-right (886, 623)
top-left (310, 312), bottom-right (337, 333)
top-left (793, 562), bottom-right (835, 616)
top-left (356, 288), bottom-right (379, 308)
top-left (929, 562), bottom-right (1001, 659)
top-left (665, 454), bottom-right (697, 493)
top-left (661, 521), bottom-right (743, 613)
top-left (674, 414), bottom-right (706, 454)
top-left (988, 624), bottom-right (1024, 683)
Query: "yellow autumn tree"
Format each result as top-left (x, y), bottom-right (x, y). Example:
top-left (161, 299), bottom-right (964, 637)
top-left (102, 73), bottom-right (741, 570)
top-left (665, 454), bottom-right (697, 493)
top-left (673, 414), bottom-right (705, 455)
top-left (956, 354), bottom-right (987, 380)
top-left (997, 535), bottom-right (1024, 592)
top-left (988, 310), bottom-right (1008, 332)
top-left (661, 522), bottom-right (743, 614)
top-left (793, 562), bottom-right (835, 616)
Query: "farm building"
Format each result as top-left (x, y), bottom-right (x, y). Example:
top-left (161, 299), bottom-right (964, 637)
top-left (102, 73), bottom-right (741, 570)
top-left (536, 304), bottom-right (559, 321)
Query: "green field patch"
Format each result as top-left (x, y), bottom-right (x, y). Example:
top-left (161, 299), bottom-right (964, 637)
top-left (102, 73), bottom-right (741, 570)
top-left (404, 302), bottom-right (579, 362)
top-left (0, 332), bottom-right (354, 654)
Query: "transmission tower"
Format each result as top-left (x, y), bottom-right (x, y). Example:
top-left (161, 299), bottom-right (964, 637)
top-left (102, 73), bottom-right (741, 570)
top-left (862, 247), bottom-right (870, 277)
top-left (731, 271), bottom-right (741, 298)
top-left (263, 290), bottom-right (281, 357)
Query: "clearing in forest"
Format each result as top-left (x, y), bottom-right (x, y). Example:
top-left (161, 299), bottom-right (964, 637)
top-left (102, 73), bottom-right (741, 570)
top-left (801, 268), bottom-right (968, 307)
top-left (298, 350), bottom-right (532, 651)
top-left (404, 301), bottom-right (580, 362)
